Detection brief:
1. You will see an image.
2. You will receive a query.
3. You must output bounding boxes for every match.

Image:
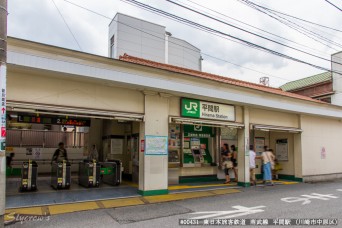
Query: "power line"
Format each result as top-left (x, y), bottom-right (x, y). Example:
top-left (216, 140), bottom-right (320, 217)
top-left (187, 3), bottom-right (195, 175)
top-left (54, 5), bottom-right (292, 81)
top-left (325, 0), bottom-right (342, 11)
top-left (239, 0), bottom-right (342, 33)
top-left (51, 0), bottom-right (82, 51)
top-left (182, 0), bottom-right (340, 59)
top-left (61, 0), bottom-right (292, 83)
top-left (238, 0), bottom-right (342, 50)
top-left (121, 0), bottom-right (342, 76)
top-left (167, 0), bottom-right (342, 67)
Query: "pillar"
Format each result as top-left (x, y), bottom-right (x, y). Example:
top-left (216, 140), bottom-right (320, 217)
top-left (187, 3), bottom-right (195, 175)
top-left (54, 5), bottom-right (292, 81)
top-left (294, 115), bottom-right (302, 181)
top-left (138, 92), bottom-right (169, 196)
top-left (237, 106), bottom-right (250, 187)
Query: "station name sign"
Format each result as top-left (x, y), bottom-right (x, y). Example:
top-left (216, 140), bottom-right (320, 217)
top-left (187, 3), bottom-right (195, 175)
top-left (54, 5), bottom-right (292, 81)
top-left (181, 98), bottom-right (235, 122)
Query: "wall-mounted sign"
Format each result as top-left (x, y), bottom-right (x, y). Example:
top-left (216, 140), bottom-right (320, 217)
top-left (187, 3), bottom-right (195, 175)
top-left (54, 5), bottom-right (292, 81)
top-left (111, 139), bottom-right (124, 155)
top-left (145, 135), bottom-right (168, 155)
top-left (276, 139), bottom-right (288, 161)
top-left (181, 98), bottom-right (235, 121)
top-left (17, 115), bottom-right (90, 126)
top-left (321, 147), bottom-right (326, 159)
top-left (140, 139), bottom-right (145, 153)
top-left (183, 124), bottom-right (214, 138)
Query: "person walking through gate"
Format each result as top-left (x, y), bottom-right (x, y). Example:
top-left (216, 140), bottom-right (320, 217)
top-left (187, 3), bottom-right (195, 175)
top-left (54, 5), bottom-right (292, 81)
top-left (249, 145), bottom-right (257, 186)
top-left (231, 145), bottom-right (238, 182)
top-left (261, 148), bottom-right (275, 186)
top-left (221, 143), bottom-right (232, 184)
top-left (51, 142), bottom-right (69, 163)
top-left (88, 144), bottom-right (98, 161)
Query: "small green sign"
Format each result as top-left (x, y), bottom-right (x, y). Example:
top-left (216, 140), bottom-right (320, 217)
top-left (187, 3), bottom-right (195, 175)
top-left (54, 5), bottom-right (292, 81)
top-left (181, 98), bottom-right (200, 118)
top-left (1, 141), bottom-right (5, 150)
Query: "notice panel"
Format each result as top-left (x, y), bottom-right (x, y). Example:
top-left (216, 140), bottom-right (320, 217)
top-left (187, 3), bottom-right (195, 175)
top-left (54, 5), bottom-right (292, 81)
top-left (145, 135), bottom-right (168, 155)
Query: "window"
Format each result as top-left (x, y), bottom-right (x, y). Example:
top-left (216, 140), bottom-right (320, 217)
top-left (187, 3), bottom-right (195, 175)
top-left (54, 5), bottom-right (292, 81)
top-left (110, 35), bottom-right (115, 58)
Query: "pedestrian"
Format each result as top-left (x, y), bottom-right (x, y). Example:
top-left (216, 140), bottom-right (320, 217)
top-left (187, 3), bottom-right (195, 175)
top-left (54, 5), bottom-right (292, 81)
top-left (6, 152), bottom-right (15, 168)
top-left (51, 142), bottom-right (68, 163)
top-left (221, 143), bottom-right (232, 184)
top-left (88, 144), bottom-right (98, 161)
top-left (272, 159), bottom-right (282, 180)
top-left (261, 148), bottom-right (275, 186)
top-left (249, 145), bottom-right (256, 186)
top-left (261, 145), bottom-right (269, 175)
top-left (231, 145), bottom-right (238, 182)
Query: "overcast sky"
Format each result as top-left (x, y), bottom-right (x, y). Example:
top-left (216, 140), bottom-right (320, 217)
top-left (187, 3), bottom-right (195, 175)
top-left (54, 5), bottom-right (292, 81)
top-left (8, 0), bottom-right (342, 87)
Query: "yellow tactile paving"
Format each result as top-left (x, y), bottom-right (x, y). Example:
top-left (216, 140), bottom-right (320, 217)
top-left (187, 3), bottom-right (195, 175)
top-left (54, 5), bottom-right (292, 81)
top-left (281, 181), bottom-right (299, 185)
top-left (5, 206), bottom-right (44, 215)
top-left (121, 181), bottom-right (138, 188)
top-left (144, 191), bottom-right (215, 203)
top-left (48, 202), bottom-right (99, 215)
top-left (101, 197), bottom-right (144, 208)
top-left (168, 183), bottom-right (234, 190)
top-left (210, 188), bottom-right (241, 195)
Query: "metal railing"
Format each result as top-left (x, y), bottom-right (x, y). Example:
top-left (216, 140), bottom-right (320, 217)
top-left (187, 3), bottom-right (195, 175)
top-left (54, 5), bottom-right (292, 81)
top-left (7, 129), bottom-right (88, 148)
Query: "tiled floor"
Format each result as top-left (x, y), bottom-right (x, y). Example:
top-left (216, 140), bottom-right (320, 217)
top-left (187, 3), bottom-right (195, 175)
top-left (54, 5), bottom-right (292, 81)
top-left (6, 177), bottom-right (296, 209)
top-left (6, 177), bottom-right (139, 209)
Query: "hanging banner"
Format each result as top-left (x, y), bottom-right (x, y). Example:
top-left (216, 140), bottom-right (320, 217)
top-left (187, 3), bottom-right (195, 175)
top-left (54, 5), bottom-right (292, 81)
top-left (181, 98), bottom-right (235, 121)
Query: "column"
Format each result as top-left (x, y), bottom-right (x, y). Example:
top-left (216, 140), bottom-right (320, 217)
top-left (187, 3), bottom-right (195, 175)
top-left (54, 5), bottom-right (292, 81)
top-left (293, 115), bottom-right (302, 181)
top-left (237, 106), bottom-right (250, 187)
top-left (138, 92), bottom-right (169, 196)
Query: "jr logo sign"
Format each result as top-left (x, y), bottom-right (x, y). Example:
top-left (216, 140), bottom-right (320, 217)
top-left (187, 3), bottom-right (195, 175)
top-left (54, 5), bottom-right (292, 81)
top-left (181, 98), bottom-right (235, 121)
top-left (181, 99), bottom-right (200, 118)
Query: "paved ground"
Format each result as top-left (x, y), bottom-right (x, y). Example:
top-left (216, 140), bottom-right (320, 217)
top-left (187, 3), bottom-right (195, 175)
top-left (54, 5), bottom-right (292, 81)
top-left (5, 180), bottom-right (342, 227)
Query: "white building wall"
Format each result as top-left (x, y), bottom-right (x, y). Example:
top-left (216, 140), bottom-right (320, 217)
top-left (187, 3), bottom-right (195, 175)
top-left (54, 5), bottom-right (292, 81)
top-left (8, 71), bottom-right (145, 114)
top-left (108, 13), bottom-right (201, 71)
top-left (168, 37), bottom-right (201, 71)
top-left (109, 13), bottom-right (165, 63)
top-left (301, 114), bottom-right (342, 181)
top-left (331, 51), bottom-right (342, 106)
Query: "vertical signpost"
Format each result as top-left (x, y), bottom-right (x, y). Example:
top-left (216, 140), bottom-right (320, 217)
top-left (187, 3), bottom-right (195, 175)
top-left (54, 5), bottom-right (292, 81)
top-left (0, 0), bottom-right (7, 226)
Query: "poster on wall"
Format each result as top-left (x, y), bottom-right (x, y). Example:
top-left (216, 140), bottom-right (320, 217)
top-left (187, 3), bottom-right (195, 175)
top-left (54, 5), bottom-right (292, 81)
top-left (145, 135), bottom-right (168, 155)
top-left (111, 139), bottom-right (124, 155)
top-left (276, 139), bottom-right (288, 161)
top-left (254, 137), bottom-right (265, 155)
top-left (32, 148), bottom-right (42, 160)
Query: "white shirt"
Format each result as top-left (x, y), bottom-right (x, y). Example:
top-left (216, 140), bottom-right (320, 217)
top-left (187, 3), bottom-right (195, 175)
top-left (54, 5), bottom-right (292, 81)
top-left (249, 150), bottom-right (256, 168)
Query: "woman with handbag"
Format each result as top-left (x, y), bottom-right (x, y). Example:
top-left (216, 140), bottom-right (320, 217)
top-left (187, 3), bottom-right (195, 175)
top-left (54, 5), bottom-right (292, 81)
top-left (221, 143), bottom-right (233, 184)
top-left (261, 148), bottom-right (275, 186)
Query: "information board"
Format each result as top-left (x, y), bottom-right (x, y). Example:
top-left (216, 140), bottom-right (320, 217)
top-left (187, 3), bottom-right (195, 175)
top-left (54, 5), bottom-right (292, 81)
top-left (111, 139), bottom-right (123, 155)
top-left (145, 135), bottom-right (168, 155)
top-left (276, 139), bottom-right (288, 161)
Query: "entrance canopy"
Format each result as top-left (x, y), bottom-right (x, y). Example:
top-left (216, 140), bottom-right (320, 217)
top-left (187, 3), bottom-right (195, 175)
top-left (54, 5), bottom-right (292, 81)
top-left (252, 124), bottom-right (302, 133)
top-left (169, 116), bottom-right (244, 128)
top-left (7, 101), bottom-right (145, 122)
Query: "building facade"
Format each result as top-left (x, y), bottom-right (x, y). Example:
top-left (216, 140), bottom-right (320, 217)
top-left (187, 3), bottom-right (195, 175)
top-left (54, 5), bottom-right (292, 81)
top-left (6, 37), bottom-right (342, 197)
top-left (280, 72), bottom-right (333, 103)
top-left (108, 13), bottom-right (202, 71)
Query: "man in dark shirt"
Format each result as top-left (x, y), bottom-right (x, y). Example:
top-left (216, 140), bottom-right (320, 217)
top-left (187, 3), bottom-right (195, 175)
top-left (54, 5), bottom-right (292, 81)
top-left (51, 142), bottom-right (68, 163)
top-left (6, 153), bottom-right (15, 168)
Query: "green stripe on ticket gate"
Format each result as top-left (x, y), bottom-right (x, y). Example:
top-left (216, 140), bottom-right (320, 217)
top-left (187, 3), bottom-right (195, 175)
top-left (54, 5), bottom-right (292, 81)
top-left (100, 167), bottom-right (113, 175)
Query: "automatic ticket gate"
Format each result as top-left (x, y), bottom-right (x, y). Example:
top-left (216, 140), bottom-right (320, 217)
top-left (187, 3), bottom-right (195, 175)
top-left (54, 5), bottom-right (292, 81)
top-left (100, 160), bottom-right (122, 186)
top-left (79, 160), bottom-right (101, 187)
top-left (19, 160), bottom-right (38, 192)
top-left (51, 160), bottom-right (71, 190)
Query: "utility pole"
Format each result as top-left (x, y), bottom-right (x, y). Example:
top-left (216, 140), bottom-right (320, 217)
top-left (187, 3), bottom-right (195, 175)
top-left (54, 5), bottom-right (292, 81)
top-left (0, 0), bottom-right (7, 227)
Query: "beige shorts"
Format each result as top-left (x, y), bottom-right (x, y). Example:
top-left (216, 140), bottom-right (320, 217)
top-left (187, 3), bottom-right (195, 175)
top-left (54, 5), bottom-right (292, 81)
top-left (250, 168), bottom-right (255, 181)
